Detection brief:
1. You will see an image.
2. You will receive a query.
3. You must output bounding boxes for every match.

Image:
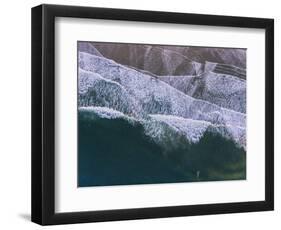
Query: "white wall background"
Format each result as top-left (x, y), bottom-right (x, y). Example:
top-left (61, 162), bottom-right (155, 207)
top-left (0, 0), bottom-right (278, 229)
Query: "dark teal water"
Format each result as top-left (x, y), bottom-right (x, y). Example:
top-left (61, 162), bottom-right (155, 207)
top-left (78, 111), bottom-right (246, 187)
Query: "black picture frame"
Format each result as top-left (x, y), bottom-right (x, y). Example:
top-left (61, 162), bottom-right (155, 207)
top-left (31, 4), bottom-right (274, 225)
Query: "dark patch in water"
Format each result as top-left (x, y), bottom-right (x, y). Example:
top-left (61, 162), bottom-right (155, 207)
top-left (78, 111), bottom-right (246, 187)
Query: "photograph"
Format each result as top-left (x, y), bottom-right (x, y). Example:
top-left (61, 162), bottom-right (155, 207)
top-left (30, 3), bottom-right (274, 225)
top-left (77, 41), bottom-right (247, 187)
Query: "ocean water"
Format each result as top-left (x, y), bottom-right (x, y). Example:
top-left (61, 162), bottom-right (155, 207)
top-left (78, 110), bottom-right (246, 187)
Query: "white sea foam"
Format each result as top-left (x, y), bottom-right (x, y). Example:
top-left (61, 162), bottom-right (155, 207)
top-left (78, 52), bottom-right (246, 126)
top-left (146, 114), bottom-right (211, 144)
top-left (79, 68), bottom-right (143, 117)
top-left (79, 106), bottom-right (137, 123)
top-left (78, 52), bottom-right (246, 149)
top-left (145, 114), bottom-right (246, 149)
top-left (159, 71), bottom-right (246, 113)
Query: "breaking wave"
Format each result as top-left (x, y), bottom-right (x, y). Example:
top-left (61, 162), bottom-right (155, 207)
top-left (78, 52), bottom-right (246, 148)
top-left (78, 108), bottom-right (246, 187)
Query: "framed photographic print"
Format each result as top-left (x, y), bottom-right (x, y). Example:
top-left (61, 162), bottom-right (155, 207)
top-left (31, 4), bottom-right (274, 225)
